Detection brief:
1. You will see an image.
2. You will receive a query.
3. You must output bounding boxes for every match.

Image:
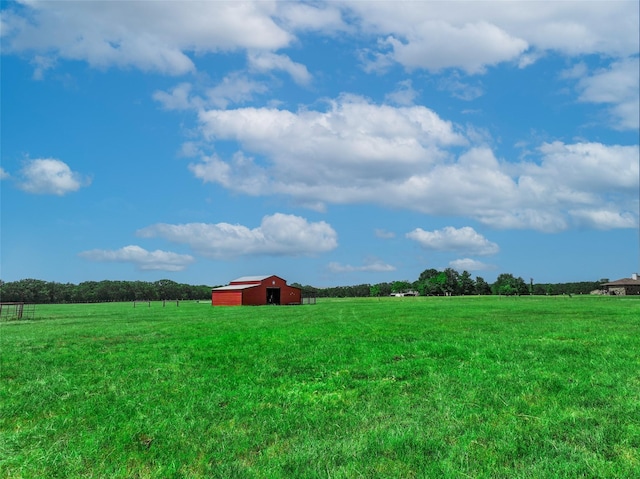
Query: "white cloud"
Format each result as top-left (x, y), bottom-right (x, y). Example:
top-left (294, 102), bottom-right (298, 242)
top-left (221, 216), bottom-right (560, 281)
top-left (0, 167), bottom-right (9, 180)
top-left (206, 73), bottom-right (269, 108)
top-left (347, 2), bottom-right (638, 73)
top-left (153, 74), bottom-right (269, 111)
top-left (575, 57), bottom-right (640, 130)
top-left (327, 259), bottom-right (396, 273)
top-left (192, 95), bottom-right (466, 197)
top-left (569, 209), bottom-right (637, 230)
top-left (381, 21), bottom-right (529, 74)
top-left (3, 1), bottom-right (637, 79)
top-left (385, 80), bottom-right (419, 106)
top-left (479, 141), bottom-right (639, 231)
top-left (189, 151), bottom-right (268, 196)
top-left (17, 158), bottom-right (90, 195)
top-left (79, 245), bottom-right (194, 272)
top-left (153, 82), bottom-right (199, 111)
top-left (277, 2), bottom-right (347, 33)
top-left (517, 51), bottom-right (545, 69)
top-left (2, 1), bottom-right (292, 75)
top-left (248, 51), bottom-right (312, 85)
top-left (510, 142), bottom-right (639, 231)
top-left (531, 141), bottom-right (638, 193)
top-left (407, 226), bottom-right (499, 255)
top-left (136, 213), bottom-right (338, 259)
top-left (188, 95), bottom-right (638, 232)
top-left (449, 258), bottom-right (496, 272)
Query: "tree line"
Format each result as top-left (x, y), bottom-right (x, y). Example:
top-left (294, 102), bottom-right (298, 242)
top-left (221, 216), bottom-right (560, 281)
top-left (293, 268), bottom-right (607, 298)
top-left (0, 279), bottom-right (212, 304)
top-left (1, 269), bottom-right (608, 304)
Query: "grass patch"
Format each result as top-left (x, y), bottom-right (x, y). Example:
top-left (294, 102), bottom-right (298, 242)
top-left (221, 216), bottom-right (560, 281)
top-left (1, 297), bottom-right (639, 478)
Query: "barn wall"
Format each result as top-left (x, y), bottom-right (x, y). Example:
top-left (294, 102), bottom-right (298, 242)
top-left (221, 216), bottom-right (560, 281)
top-left (608, 285), bottom-right (640, 296)
top-left (263, 276), bottom-right (288, 288)
top-left (281, 286), bottom-right (301, 305)
top-left (260, 277), bottom-right (301, 305)
top-left (243, 286), bottom-right (266, 305)
top-left (212, 291), bottom-right (242, 306)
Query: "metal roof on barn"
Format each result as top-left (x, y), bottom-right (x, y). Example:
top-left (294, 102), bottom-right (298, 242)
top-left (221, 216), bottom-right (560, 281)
top-left (231, 275), bottom-right (272, 283)
top-left (212, 284), bottom-right (259, 291)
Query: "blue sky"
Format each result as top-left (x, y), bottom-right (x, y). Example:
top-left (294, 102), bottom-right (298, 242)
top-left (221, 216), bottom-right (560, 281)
top-left (1, 1), bottom-right (639, 287)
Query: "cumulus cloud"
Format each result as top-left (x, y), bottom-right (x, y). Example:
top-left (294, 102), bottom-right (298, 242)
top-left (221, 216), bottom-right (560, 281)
top-left (1, 1), bottom-right (345, 78)
top-left (153, 74), bottom-right (269, 111)
top-left (529, 141), bottom-right (638, 193)
top-left (248, 51), bottom-right (312, 85)
top-left (187, 94), bottom-right (638, 232)
top-left (407, 226), bottom-right (499, 255)
top-left (449, 258), bottom-right (496, 272)
top-left (79, 245), bottom-right (195, 271)
top-left (1, 1), bottom-right (292, 75)
top-left (385, 80), bottom-right (419, 106)
top-left (509, 142), bottom-right (639, 230)
top-left (205, 73), bottom-right (270, 108)
top-left (0, 167), bottom-right (9, 180)
top-left (191, 95), bottom-right (466, 196)
top-left (575, 57), bottom-right (640, 130)
top-left (568, 209), bottom-right (637, 230)
top-left (17, 158), bottom-right (90, 195)
top-left (327, 259), bottom-right (396, 273)
top-left (153, 82), bottom-right (199, 111)
top-left (136, 213), bottom-right (338, 259)
top-left (277, 2), bottom-right (347, 33)
top-left (347, 2), bottom-right (638, 72)
top-left (381, 21), bottom-right (528, 74)
top-left (3, 1), bottom-right (637, 80)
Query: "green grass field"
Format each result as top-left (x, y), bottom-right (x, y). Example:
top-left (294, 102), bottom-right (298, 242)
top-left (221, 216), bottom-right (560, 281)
top-left (1, 296), bottom-right (639, 478)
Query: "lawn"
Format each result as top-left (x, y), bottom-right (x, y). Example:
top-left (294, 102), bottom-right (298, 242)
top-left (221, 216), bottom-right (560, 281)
top-left (1, 296), bottom-right (639, 478)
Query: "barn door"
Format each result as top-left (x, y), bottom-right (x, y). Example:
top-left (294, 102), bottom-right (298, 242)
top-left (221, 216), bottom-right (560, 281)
top-left (266, 288), bottom-right (280, 305)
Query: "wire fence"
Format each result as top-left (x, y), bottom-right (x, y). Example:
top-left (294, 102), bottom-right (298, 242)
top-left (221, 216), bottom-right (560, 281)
top-left (0, 302), bottom-right (36, 321)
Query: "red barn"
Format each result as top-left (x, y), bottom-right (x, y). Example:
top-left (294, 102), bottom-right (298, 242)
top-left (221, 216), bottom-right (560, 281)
top-left (211, 275), bottom-right (302, 306)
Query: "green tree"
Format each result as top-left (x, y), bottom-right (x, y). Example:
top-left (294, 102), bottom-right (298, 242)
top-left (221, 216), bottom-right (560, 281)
top-left (156, 279), bottom-right (180, 299)
top-left (443, 268), bottom-right (460, 295)
top-left (416, 268), bottom-right (444, 296)
top-left (493, 273), bottom-right (528, 296)
top-left (458, 271), bottom-right (475, 295)
top-left (474, 276), bottom-right (491, 295)
top-left (2, 279), bottom-right (49, 303)
top-left (391, 280), bottom-right (412, 293)
top-left (418, 268), bottom-right (440, 283)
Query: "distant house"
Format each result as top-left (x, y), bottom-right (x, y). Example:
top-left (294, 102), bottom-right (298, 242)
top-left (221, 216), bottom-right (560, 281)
top-left (211, 275), bottom-right (302, 306)
top-left (602, 274), bottom-right (640, 296)
top-left (391, 291), bottom-right (419, 297)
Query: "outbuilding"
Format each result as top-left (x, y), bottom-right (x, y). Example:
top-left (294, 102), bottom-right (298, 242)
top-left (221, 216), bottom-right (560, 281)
top-left (602, 274), bottom-right (640, 296)
top-left (211, 275), bottom-right (302, 306)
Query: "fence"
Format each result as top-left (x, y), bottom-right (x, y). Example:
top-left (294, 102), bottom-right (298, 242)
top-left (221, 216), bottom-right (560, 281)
top-left (0, 302), bottom-right (36, 320)
top-left (133, 300), bottom-right (181, 307)
top-left (301, 293), bottom-right (317, 305)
